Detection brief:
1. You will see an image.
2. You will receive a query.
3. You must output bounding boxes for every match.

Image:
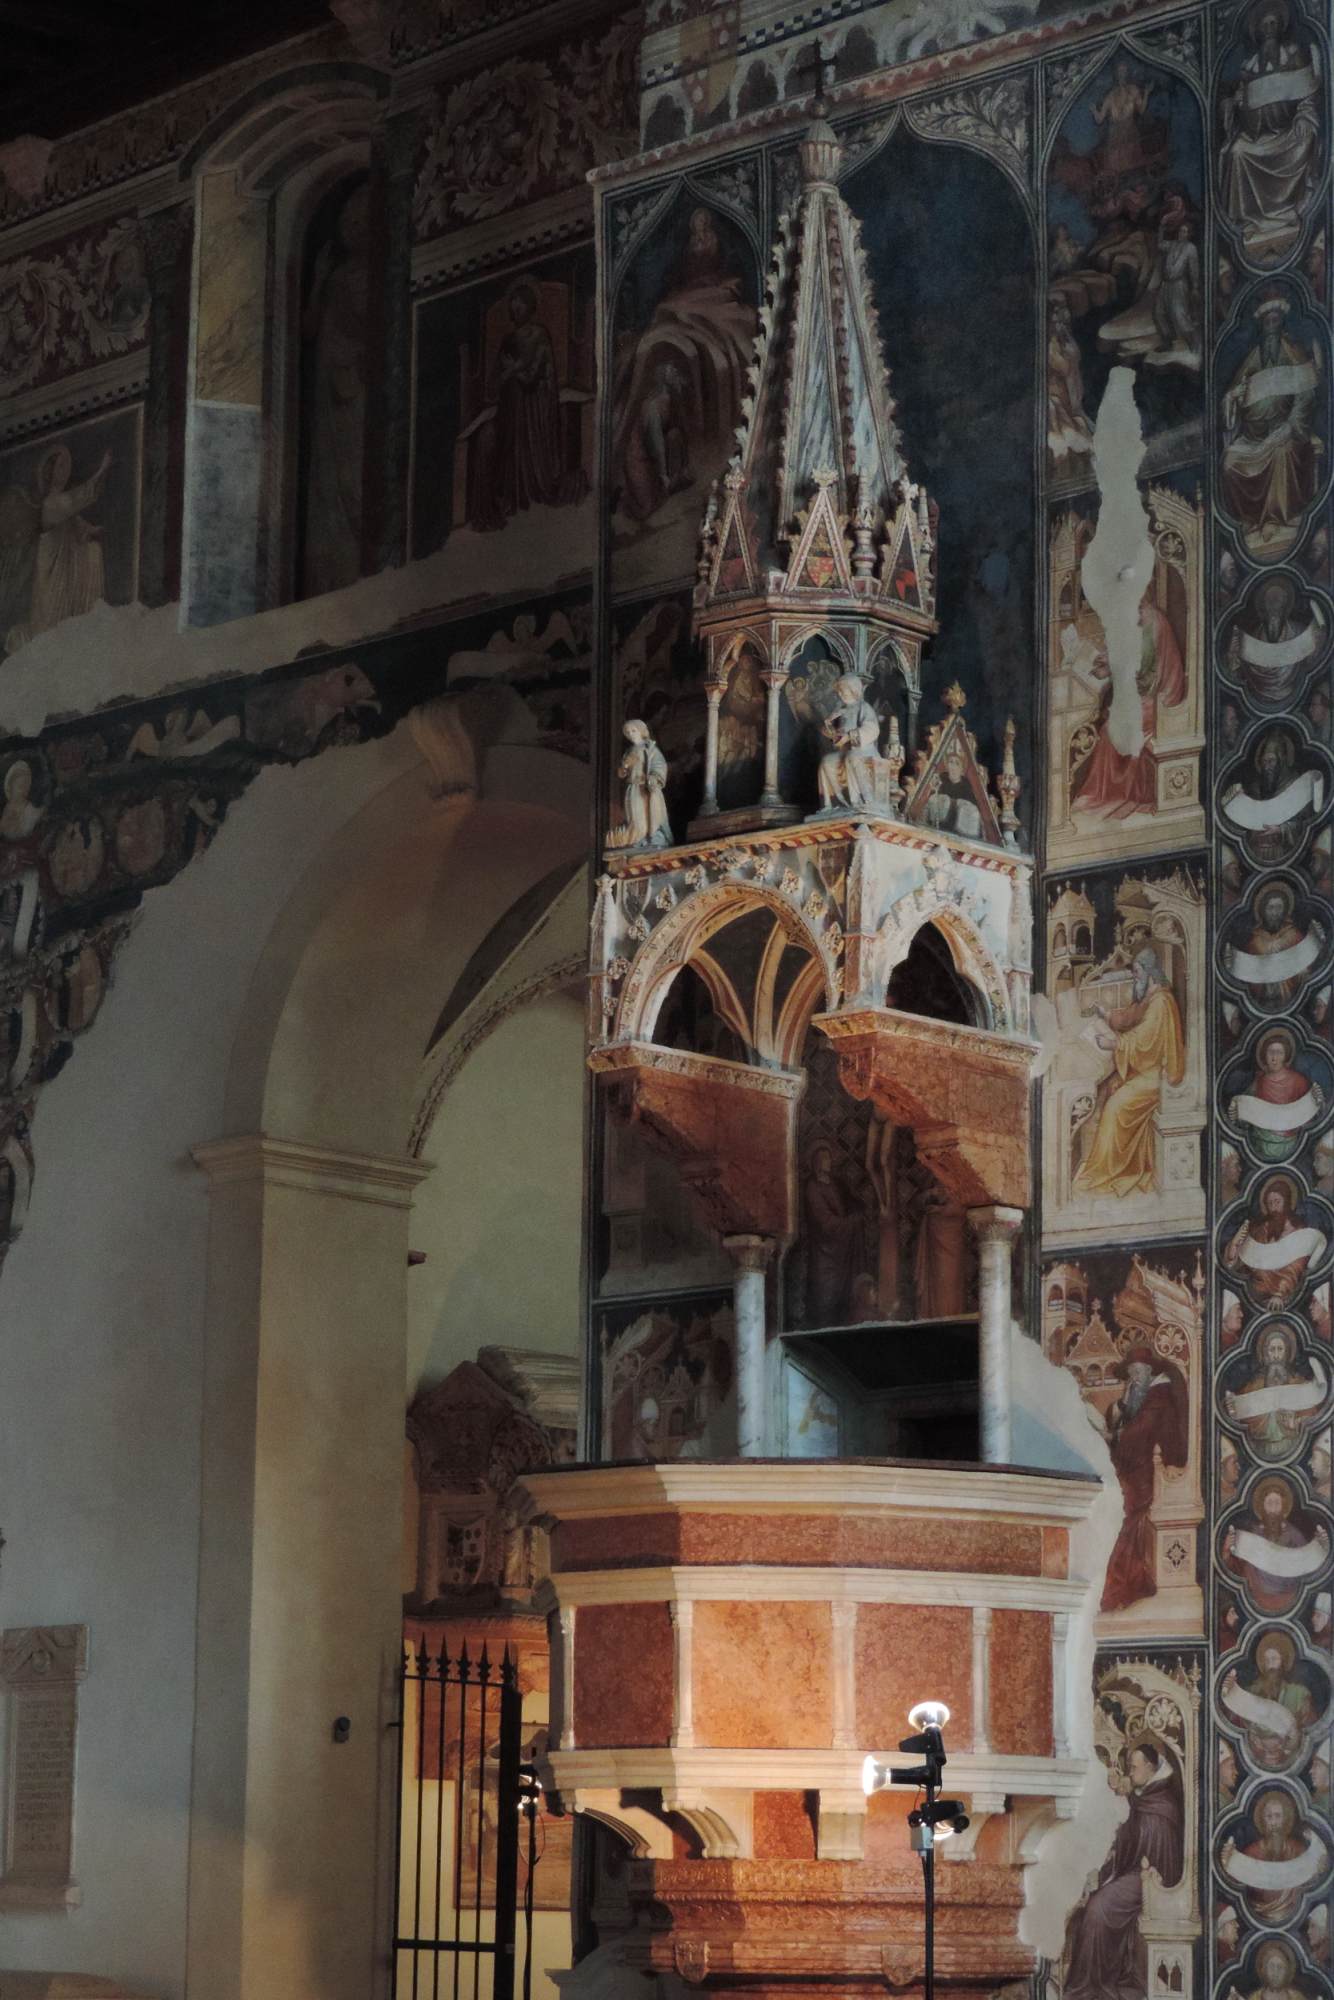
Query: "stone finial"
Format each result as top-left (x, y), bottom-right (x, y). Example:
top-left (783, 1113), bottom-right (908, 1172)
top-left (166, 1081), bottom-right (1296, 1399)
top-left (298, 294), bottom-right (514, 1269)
top-left (943, 682), bottom-right (967, 713)
top-left (800, 114), bottom-right (843, 188)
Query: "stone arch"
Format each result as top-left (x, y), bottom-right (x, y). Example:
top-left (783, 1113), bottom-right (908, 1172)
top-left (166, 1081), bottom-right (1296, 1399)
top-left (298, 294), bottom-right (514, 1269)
top-left (778, 623), bottom-right (856, 673)
top-left (614, 880), bottom-right (837, 1049)
top-left (876, 892), bottom-right (1012, 1033)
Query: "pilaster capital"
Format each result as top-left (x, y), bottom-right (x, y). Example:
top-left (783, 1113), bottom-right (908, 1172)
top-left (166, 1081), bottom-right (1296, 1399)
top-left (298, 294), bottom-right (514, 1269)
top-left (965, 1204), bottom-right (1024, 1244)
top-left (722, 1233), bottom-right (776, 1273)
top-left (191, 1132), bottom-right (432, 1208)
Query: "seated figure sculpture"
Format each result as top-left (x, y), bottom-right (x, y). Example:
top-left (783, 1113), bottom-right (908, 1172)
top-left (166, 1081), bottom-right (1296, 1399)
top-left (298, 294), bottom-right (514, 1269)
top-left (817, 675), bottom-right (882, 810)
top-left (608, 718), bottom-right (671, 850)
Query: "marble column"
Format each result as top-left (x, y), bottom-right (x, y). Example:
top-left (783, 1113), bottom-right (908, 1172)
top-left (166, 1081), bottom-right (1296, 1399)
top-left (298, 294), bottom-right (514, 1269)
top-left (966, 1205), bottom-right (1023, 1465)
top-left (723, 1234), bottom-right (773, 1456)
top-left (700, 683), bottom-right (724, 817)
top-left (758, 672), bottom-right (788, 808)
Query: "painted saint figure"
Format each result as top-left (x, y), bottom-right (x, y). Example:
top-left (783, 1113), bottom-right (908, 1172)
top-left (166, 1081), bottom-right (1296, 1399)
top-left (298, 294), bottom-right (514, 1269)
top-left (1095, 1344), bottom-right (1189, 1612)
top-left (817, 675), bottom-right (881, 810)
top-left (1221, 4), bottom-right (1323, 261)
top-left (1221, 1628), bottom-right (1322, 1772)
top-left (1074, 946), bottom-right (1186, 1199)
top-left (1063, 1736), bottom-right (1184, 2000)
top-left (301, 182), bottom-right (370, 597)
top-left (607, 720), bottom-right (670, 850)
top-left (923, 746), bottom-right (983, 840)
top-left (1224, 1173), bottom-right (1327, 1301)
top-left (1090, 60), bottom-right (1155, 184)
top-left (1223, 1473), bottom-right (1330, 1613)
top-left (803, 1142), bottom-right (868, 1327)
top-left (1226, 881), bottom-right (1324, 1005)
top-left (1222, 294), bottom-right (1322, 555)
top-left (1221, 1787), bottom-right (1327, 1924)
top-left (1227, 575), bottom-right (1328, 705)
top-left (1222, 727), bottom-right (1323, 863)
top-left (1047, 296), bottom-right (1095, 464)
top-left (1228, 1029), bottom-right (1324, 1160)
top-left (471, 282), bottom-right (579, 531)
top-left (1, 441), bottom-right (112, 654)
top-left (1225, 1319), bottom-right (1326, 1456)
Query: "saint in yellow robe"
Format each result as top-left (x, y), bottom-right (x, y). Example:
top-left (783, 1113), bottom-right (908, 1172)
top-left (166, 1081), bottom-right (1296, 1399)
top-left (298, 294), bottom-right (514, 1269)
top-left (1074, 984), bottom-right (1186, 1199)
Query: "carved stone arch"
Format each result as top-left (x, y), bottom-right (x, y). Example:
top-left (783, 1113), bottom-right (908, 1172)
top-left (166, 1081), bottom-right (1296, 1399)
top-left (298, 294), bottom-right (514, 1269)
top-left (876, 892), bottom-right (1012, 1033)
top-left (717, 626), bottom-right (771, 680)
top-left (773, 953), bottom-right (829, 1068)
top-left (613, 882), bottom-right (836, 1045)
top-left (686, 946), bottom-right (753, 1049)
top-left (778, 623), bottom-right (856, 673)
top-left (1040, 34), bottom-right (1204, 179)
top-left (866, 632), bottom-right (912, 690)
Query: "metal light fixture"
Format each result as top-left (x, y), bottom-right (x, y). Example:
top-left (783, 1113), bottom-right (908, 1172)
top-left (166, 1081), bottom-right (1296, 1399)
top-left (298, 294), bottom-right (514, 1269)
top-left (860, 1701), bottom-right (969, 2000)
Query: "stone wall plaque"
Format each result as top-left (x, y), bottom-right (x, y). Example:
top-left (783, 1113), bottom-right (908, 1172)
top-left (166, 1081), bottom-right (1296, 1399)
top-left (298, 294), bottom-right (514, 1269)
top-left (1, 1626), bottom-right (88, 1910)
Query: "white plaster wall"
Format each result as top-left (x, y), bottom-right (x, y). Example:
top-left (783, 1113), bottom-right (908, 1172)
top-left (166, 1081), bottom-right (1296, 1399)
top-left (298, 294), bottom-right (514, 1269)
top-left (0, 728), bottom-right (424, 1995)
top-left (409, 992), bottom-right (585, 1395)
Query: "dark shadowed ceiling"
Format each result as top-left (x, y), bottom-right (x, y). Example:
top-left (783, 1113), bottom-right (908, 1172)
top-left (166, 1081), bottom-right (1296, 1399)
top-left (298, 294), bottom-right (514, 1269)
top-left (0, 0), bottom-right (334, 144)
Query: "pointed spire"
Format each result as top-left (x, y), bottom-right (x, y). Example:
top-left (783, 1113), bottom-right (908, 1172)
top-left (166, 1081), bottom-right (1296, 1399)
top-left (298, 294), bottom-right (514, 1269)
top-left (697, 111), bottom-right (934, 616)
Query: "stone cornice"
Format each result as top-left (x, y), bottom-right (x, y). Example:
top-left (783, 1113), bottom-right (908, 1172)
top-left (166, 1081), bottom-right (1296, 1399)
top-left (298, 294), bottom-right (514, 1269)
top-left (191, 1133), bottom-right (432, 1206)
top-left (818, 1007), bottom-right (1041, 1072)
top-left (518, 1460), bottom-right (1100, 1524)
top-left (541, 1564), bottom-right (1090, 1611)
top-left (588, 1041), bottom-right (806, 1100)
top-left (548, 1745), bottom-right (1086, 1800)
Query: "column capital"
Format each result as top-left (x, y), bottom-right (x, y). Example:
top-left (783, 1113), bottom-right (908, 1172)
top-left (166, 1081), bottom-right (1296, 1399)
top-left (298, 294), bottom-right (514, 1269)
top-left (192, 1132), bottom-right (432, 1207)
top-left (722, 1232), bottom-right (776, 1272)
top-left (965, 1204), bottom-right (1024, 1242)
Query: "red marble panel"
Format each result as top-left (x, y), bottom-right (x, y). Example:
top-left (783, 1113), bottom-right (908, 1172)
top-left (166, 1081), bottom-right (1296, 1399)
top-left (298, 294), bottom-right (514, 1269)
top-left (572, 1602), bottom-right (673, 1747)
top-left (854, 1603), bottom-right (973, 1751)
top-left (862, 1787), bottom-right (914, 1864)
top-left (553, 1513), bottom-right (1045, 1575)
top-left (692, 1601), bottom-right (832, 1747)
top-left (1040, 1527), bottom-right (1069, 1578)
top-left (751, 1790), bottom-right (818, 1859)
top-left (988, 1610), bottom-right (1052, 1756)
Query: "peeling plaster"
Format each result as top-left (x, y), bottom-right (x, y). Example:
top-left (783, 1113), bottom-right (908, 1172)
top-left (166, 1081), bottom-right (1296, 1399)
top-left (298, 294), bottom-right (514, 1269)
top-left (0, 494), bottom-right (596, 740)
top-left (1080, 367), bottom-right (1154, 760)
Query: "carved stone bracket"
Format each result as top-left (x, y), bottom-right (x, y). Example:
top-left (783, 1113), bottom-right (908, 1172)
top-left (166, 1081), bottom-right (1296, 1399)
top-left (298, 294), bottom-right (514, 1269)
top-left (815, 1009), bottom-right (1036, 1211)
top-left (589, 1041), bottom-right (804, 1244)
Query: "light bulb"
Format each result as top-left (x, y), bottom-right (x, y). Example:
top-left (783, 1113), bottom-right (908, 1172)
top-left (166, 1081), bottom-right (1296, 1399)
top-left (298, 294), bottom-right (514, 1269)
top-left (862, 1753), bottom-right (890, 1796)
top-left (908, 1699), bottom-right (950, 1731)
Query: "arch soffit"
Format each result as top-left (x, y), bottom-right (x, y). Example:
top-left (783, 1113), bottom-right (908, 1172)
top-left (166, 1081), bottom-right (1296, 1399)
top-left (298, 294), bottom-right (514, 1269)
top-left (180, 64), bottom-right (386, 184)
top-left (779, 624), bottom-right (856, 672)
top-left (617, 881), bottom-right (836, 1046)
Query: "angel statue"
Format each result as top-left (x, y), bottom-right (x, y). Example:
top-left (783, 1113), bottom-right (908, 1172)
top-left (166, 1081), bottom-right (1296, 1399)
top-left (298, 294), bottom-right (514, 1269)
top-left (608, 719), bottom-right (671, 850)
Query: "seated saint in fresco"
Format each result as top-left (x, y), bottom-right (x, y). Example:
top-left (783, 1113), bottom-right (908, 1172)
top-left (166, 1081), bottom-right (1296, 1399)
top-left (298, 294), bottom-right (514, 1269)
top-left (612, 208), bottom-right (754, 528)
top-left (1221, 5), bottom-right (1322, 261)
top-left (1069, 592), bottom-right (1187, 818)
top-left (1063, 1736), bottom-right (1184, 2000)
top-left (1073, 946), bottom-right (1186, 1200)
top-left (1222, 295), bottom-right (1322, 555)
top-left (1093, 1345), bottom-right (1189, 1613)
top-left (1224, 1173), bottom-right (1327, 1302)
top-left (1228, 1028), bottom-right (1323, 1161)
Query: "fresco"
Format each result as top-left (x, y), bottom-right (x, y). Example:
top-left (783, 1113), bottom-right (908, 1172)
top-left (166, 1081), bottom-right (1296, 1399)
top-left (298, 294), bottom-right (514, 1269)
top-left (411, 245), bottom-right (596, 584)
top-left (0, 405), bottom-right (141, 660)
top-left (596, 1289), bottom-right (736, 1459)
top-left (1041, 862), bottom-right (1206, 1247)
top-left (1042, 1245), bottom-right (1204, 1637)
top-left (1045, 1651), bottom-right (1204, 2000)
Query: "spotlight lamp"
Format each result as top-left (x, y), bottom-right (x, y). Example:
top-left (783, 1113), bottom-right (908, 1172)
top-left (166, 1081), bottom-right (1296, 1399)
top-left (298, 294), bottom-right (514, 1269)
top-left (861, 1703), bottom-right (959, 2000)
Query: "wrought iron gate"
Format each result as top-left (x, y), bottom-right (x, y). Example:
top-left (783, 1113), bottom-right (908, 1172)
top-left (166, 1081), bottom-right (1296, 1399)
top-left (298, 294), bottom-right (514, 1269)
top-left (393, 1639), bottom-right (526, 2000)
